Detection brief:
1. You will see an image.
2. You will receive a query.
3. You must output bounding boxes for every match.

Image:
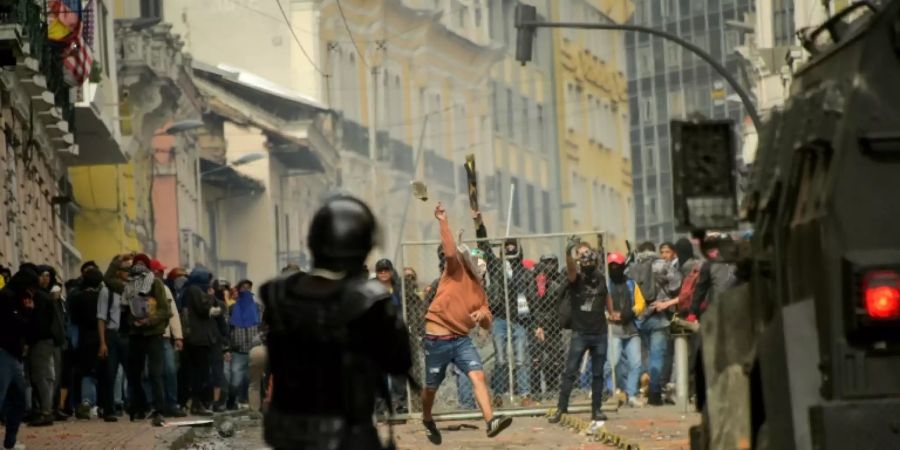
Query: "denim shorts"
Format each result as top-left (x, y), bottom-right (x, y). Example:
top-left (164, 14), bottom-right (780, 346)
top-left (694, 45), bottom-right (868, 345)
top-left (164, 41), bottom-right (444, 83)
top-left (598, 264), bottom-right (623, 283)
top-left (423, 335), bottom-right (483, 389)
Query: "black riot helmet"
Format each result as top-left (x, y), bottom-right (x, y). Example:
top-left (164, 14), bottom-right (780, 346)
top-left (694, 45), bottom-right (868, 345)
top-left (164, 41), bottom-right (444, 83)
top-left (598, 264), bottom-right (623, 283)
top-left (308, 194), bottom-right (379, 274)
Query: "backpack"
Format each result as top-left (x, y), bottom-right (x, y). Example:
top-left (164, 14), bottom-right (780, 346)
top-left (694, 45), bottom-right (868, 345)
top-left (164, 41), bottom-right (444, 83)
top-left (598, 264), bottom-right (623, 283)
top-left (631, 257), bottom-right (659, 302)
top-left (677, 264), bottom-right (702, 315)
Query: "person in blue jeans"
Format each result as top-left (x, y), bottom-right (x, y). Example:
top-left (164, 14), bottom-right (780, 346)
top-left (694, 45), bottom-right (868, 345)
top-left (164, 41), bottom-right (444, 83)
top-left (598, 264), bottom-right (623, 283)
top-left (420, 204), bottom-right (513, 444)
top-left (549, 239), bottom-right (611, 424)
top-left (606, 252), bottom-right (646, 407)
top-left (471, 212), bottom-right (536, 407)
top-left (634, 242), bottom-right (681, 405)
top-left (225, 280), bottom-right (260, 409)
top-left (0, 268), bottom-right (40, 449)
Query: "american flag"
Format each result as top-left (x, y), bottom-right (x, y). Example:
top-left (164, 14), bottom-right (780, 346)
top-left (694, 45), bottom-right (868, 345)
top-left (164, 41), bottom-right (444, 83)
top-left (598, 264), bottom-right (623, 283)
top-left (62, 22), bottom-right (93, 86)
top-left (48, 0), bottom-right (93, 86)
top-left (82, 0), bottom-right (95, 49)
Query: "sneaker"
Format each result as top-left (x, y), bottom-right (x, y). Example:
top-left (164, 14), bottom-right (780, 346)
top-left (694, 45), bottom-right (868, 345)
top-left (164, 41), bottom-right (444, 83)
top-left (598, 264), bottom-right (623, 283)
top-left (212, 403), bottom-right (226, 413)
top-left (648, 392), bottom-right (664, 406)
top-left (628, 396), bottom-right (645, 408)
top-left (486, 416), bottom-right (513, 438)
top-left (75, 402), bottom-right (92, 420)
top-left (519, 395), bottom-right (536, 407)
top-left (422, 420), bottom-right (442, 445)
top-left (150, 414), bottom-right (165, 427)
top-left (591, 410), bottom-right (608, 421)
top-left (587, 419), bottom-right (606, 435)
top-left (547, 410), bottom-right (563, 424)
top-left (103, 415), bottom-right (118, 423)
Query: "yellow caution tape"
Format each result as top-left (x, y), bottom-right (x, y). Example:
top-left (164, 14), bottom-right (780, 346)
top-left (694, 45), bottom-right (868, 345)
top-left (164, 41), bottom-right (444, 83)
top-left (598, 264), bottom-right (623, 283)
top-left (547, 409), bottom-right (642, 450)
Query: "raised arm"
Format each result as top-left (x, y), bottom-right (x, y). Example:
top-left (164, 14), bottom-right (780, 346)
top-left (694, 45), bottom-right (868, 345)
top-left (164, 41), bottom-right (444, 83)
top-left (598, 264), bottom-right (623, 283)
top-left (565, 238), bottom-right (580, 282)
top-left (436, 202), bottom-right (457, 262)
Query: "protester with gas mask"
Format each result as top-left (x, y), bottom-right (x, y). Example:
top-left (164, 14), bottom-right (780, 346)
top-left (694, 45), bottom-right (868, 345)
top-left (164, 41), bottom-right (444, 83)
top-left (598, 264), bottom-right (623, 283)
top-left (549, 239), bottom-right (612, 424)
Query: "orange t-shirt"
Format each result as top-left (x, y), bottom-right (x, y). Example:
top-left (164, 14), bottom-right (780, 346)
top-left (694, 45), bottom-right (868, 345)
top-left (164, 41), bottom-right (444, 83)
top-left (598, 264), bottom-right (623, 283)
top-left (424, 219), bottom-right (491, 336)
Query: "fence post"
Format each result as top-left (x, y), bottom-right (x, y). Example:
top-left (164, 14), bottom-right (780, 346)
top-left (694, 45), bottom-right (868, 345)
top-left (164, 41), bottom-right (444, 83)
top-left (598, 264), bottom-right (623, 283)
top-left (500, 245), bottom-right (516, 404)
top-left (674, 333), bottom-right (690, 412)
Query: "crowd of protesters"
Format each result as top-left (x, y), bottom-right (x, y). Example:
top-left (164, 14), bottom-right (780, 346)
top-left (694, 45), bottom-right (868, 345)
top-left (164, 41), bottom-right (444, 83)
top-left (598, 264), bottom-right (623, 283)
top-left (0, 254), bottom-right (265, 449)
top-left (0, 212), bottom-right (740, 448)
top-left (388, 210), bottom-right (739, 421)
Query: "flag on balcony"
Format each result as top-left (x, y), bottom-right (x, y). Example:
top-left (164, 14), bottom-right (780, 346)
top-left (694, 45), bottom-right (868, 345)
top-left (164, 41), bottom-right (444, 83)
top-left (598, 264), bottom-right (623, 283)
top-left (62, 27), bottom-right (93, 86)
top-left (48, 0), bottom-right (83, 43)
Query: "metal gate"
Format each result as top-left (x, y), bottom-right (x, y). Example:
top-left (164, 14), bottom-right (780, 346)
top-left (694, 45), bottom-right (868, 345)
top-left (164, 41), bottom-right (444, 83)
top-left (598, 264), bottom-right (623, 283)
top-left (398, 231), bottom-right (610, 418)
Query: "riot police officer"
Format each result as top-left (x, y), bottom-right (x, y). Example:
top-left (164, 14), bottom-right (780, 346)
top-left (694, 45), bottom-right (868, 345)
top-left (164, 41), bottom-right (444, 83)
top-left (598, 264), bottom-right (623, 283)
top-left (260, 195), bottom-right (412, 450)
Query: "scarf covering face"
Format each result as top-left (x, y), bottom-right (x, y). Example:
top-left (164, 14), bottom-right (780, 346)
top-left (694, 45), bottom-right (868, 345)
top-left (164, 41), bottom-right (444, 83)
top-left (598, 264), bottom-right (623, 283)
top-left (457, 244), bottom-right (486, 280)
top-left (124, 263), bottom-right (155, 319)
top-left (229, 290), bottom-right (260, 328)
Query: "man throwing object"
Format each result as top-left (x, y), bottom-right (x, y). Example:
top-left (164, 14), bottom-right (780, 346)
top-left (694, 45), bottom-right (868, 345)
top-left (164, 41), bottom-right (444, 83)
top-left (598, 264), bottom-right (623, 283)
top-left (421, 202), bottom-right (513, 444)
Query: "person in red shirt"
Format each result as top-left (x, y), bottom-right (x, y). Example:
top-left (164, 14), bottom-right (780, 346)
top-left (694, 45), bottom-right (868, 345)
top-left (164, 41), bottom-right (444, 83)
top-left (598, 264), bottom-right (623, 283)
top-left (420, 202), bottom-right (513, 444)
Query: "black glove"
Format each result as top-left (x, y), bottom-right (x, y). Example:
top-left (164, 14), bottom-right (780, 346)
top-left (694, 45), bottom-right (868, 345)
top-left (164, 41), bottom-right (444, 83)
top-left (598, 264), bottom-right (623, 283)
top-left (566, 235), bottom-right (581, 256)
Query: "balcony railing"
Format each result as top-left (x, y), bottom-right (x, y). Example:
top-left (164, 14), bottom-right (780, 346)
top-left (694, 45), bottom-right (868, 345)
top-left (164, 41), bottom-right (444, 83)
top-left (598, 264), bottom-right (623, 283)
top-left (4, 0), bottom-right (75, 132)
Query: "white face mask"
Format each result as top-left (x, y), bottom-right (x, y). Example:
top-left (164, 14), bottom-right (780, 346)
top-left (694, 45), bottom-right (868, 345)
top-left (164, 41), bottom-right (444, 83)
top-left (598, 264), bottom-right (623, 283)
top-left (476, 258), bottom-right (487, 277)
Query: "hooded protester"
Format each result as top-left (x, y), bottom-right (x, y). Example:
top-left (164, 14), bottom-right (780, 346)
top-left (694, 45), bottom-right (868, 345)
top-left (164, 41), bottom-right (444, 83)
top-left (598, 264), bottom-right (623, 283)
top-left (96, 255), bottom-right (130, 422)
top-left (606, 251), bottom-right (647, 407)
top-left (180, 267), bottom-right (220, 416)
top-left (25, 263), bottom-right (64, 426)
top-left (122, 254), bottom-right (171, 426)
top-left (473, 214), bottom-right (537, 408)
top-left (0, 268), bottom-right (39, 448)
top-left (225, 282), bottom-right (261, 409)
top-left (69, 268), bottom-right (104, 419)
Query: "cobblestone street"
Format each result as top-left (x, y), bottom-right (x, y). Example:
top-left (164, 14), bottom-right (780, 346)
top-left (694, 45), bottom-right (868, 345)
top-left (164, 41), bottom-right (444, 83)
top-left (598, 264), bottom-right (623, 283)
top-left (1, 404), bottom-right (696, 449)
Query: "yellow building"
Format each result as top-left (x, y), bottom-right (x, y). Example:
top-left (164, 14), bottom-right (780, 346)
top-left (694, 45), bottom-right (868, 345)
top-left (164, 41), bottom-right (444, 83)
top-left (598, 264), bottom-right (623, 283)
top-left (550, 0), bottom-right (635, 252)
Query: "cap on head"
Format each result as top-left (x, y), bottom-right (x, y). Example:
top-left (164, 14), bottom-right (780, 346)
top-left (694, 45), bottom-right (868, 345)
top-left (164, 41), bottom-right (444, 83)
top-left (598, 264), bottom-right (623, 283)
top-left (133, 254), bottom-right (152, 269)
top-left (308, 195), bottom-right (378, 273)
top-left (607, 252), bottom-right (626, 266)
top-left (150, 259), bottom-right (167, 273)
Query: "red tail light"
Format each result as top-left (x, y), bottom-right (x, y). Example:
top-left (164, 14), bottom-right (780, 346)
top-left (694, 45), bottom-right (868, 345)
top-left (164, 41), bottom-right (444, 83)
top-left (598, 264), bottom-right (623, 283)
top-left (863, 271), bottom-right (900, 320)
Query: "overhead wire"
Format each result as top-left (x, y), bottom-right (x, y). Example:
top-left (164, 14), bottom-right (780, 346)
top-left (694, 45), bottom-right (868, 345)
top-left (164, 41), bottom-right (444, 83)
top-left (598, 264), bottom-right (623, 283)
top-left (335, 0), bottom-right (369, 68)
top-left (273, 0), bottom-right (328, 77)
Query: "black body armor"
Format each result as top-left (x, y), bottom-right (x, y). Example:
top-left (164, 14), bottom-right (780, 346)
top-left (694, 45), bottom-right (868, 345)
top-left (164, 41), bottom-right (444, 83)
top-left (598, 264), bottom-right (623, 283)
top-left (261, 272), bottom-right (412, 450)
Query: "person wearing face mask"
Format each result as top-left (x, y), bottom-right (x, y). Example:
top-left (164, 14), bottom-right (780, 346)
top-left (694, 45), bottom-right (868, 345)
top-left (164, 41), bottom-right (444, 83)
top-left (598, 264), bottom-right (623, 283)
top-left (549, 240), bottom-right (614, 424)
top-left (605, 251), bottom-right (647, 408)
top-left (420, 203), bottom-right (512, 444)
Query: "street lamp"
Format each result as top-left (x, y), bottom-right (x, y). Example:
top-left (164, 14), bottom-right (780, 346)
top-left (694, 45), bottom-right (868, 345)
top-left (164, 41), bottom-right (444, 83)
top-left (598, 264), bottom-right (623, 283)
top-left (201, 152), bottom-right (266, 177)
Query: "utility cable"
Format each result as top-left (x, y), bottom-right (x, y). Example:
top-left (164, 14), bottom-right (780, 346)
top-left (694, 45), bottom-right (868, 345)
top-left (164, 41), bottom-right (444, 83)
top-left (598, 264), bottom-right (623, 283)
top-left (274, 0), bottom-right (328, 77)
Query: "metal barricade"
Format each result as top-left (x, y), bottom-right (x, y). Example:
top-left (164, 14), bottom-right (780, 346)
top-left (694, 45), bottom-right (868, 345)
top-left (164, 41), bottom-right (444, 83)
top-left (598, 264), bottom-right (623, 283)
top-left (399, 231), bottom-right (609, 418)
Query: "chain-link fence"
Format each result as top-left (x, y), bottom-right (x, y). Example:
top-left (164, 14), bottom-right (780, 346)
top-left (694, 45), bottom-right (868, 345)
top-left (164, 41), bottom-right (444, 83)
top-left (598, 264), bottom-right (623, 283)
top-left (398, 231), bottom-right (609, 417)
